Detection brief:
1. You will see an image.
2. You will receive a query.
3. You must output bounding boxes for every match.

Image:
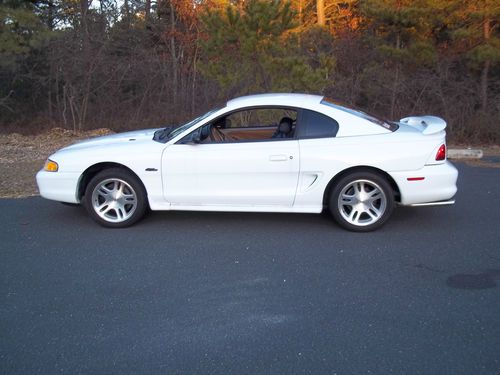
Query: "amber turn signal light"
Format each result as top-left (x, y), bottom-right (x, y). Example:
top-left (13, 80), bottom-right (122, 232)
top-left (44, 159), bottom-right (59, 172)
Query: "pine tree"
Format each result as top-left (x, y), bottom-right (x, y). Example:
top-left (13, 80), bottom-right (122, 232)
top-left (0, 0), bottom-right (48, 68)
top-left (0, 0), bottom-right (51, 116)
top-left (290, 0), bottom-right (362, 34)
top-left (445, 0), bottom-right (500, 111)
top-left (361, 0), bottom-right (438, 117)
top-left (199, 0), bottom-right (333, 97)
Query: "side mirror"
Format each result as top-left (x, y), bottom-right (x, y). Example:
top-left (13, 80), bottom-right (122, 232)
top-left (178, 128), bottom-right (202, 145)
top-left (192, 131), bottom-right (201, 144)
top-left (185, 125), bottom-right (209, 144)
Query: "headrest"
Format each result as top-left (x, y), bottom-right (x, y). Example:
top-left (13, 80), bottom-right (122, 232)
top-left (278, 117), bottom-right (293, 133)
top-left (278, 122), bottom-right (291, 133)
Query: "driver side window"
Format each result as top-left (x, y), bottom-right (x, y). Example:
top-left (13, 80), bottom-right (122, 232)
top-left (181, 107), bottom-right (298, 144)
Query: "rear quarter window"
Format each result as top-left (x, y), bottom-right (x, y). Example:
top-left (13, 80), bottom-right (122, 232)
top-left (301, 109), bottom-right (339, 138)
top-left (320, 98), bottom-right (398, 131)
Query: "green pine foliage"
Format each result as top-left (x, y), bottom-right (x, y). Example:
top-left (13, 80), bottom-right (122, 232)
top-left (199, 0), bottom-right (334, 97)
top-left (361, 0), bottom-right (438, 65)
top-left (0, 1), bottom-right (49, 68)
top-left (447, 0), bottom-right (500, 66)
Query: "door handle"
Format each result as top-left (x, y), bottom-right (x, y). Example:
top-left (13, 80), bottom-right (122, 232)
top-left (269, 154), bottom-right (289, 161)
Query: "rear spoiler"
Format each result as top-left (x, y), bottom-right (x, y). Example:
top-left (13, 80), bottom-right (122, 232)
top-left (399, 116), bottom-right (447, 135)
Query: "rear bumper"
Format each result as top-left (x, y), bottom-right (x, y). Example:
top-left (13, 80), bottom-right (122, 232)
top-left (390, 161), bottom-right (458, 206)
top-left (36, 170), bottom-right (81, 204)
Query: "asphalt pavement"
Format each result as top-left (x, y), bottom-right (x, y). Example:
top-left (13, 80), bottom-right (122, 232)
top-left (1, 163), bottom-right (499, 374)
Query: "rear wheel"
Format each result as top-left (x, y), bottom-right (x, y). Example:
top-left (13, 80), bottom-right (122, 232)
top-left (329, 171), bottom-right (394, 232)
top-left (84, 168), bottom-right (147, 228)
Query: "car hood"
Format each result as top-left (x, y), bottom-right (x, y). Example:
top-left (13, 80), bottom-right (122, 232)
top-left (61, 129), bottom-right (160, 152)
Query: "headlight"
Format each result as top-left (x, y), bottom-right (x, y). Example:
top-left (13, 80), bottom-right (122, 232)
top-left (43, 159), bottom-right (59, 172)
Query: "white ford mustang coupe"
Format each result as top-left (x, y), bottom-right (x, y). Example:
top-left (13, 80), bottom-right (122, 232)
top-left (36, 93), bottom-right (458, 231)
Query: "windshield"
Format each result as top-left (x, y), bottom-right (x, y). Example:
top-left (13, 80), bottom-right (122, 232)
top-left (166, 108), bottom-right (220, 140)
top-left (321, 98), bottom-right (397, 131)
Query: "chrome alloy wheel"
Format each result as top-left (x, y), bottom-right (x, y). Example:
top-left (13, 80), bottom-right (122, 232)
top-left (91, 178), bottom-right (137, 223)
top-left (337, 179), bottom-right (387, 227)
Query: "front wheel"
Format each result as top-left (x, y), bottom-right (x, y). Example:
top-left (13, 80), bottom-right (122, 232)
top-left (84, 168), bottom-right (148, 228)
top-left (329, 172), bottom-right (394, 232)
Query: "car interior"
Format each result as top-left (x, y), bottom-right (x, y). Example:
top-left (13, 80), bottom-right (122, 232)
top-left (193, 108), bottom-right (298, 143)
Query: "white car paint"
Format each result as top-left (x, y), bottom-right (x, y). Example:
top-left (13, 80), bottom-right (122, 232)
top-left (36, 93), bottom-right (458, 218)
top-left (162, 140), bottom-right (300, 206)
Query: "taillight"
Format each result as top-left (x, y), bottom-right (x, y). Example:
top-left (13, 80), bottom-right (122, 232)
top-left (436, 144), bottom-right (446, 161)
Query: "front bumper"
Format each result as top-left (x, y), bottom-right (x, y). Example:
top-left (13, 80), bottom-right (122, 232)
top-left (36, 170), bottom-right (81, 204)
top-left (391, 161), bottom-right (458, 206)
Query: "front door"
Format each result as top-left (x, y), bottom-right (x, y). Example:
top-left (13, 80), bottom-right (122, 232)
top-left (162, 139), bottom-right (299, 206)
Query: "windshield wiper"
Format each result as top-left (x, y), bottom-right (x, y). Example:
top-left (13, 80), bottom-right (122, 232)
top-left (153, 126), bottom-right (173, 143)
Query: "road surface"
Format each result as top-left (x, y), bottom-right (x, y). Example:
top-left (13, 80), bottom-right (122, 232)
top-left (1, 163), bottom-right (499, 374)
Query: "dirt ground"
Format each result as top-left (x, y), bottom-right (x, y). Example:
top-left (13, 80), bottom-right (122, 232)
top-left (0, 128), bottom-right (113, 198)
top-left (0, 128), bottom-right (499, 199)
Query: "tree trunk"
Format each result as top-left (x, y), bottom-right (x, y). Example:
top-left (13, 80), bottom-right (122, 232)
top-left (48, 58), bottom-right (53, 124)
top-left (390, 32), bottom-right (401, 119)
top-left (123, 0), bottom-right (130, 27)
top-left (191, 43), bottom-right (198, 116)
top-left (80, 0), bottom-right (91, 130)
top-left (298, 0), bottom-right (303, 26)
top-left (170, 1), bottom-right (178, 111)
top-left (47, 0), bottom-right (55, 30)
top-left (480, 18), bottom-right (491, 112)
top-left (390, 64), bottom-right (400, 119)
top-left (80, 0), bottom-right (89, 33)
top-left (317, 0), bottom-right (325, 26)
top-left (145, 0), bottom-right (151, 23)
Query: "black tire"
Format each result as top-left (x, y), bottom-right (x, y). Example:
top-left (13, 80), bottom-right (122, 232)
top-left (83, 168), bottom-right (148, 228)
top-left (329, 171), bottom-right (394, 232)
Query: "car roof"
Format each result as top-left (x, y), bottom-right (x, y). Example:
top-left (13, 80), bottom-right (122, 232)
top-left (226, 93), bottom-right (324, 109)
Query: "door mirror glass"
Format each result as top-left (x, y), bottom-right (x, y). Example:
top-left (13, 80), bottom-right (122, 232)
top-left (179, 127), bottom-right (203, 144)
top-left (192, 130), bottom-right (201, 144)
